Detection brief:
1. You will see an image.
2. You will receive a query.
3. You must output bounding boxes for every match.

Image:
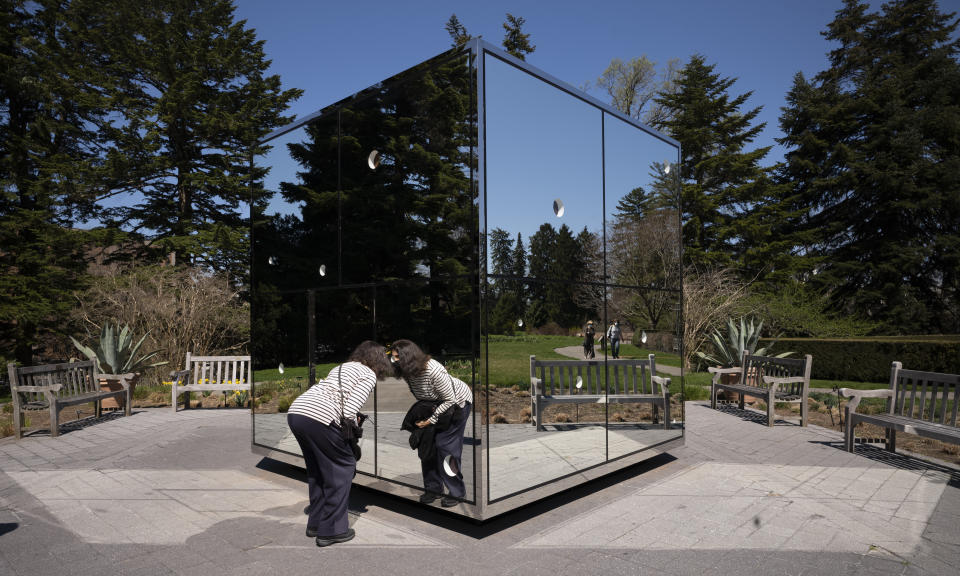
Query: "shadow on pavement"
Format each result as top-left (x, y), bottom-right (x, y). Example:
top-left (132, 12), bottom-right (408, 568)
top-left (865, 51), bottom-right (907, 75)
top-left (256, 452), bottom-right (677, 539)
top-left (814, 439), bottom-right (960, 487)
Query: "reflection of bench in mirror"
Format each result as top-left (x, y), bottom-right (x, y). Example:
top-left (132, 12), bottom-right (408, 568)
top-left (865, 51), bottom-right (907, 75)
top-left (530, 355), bottom-right (670, 431)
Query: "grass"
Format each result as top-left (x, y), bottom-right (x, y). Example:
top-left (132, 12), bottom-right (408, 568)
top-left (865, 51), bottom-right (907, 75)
top-left (254, 363), bottom-right (337, 384)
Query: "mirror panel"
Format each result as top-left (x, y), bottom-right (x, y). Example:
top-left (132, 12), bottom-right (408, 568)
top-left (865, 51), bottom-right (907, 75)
top-left (371, 280), bottom-right (476, 502)
top-left (604, 287), bottom-right (683, 460)
top-left (484, 279), bottom-right (606, 501)
top-left (484, 54), bottom-right (603, 285)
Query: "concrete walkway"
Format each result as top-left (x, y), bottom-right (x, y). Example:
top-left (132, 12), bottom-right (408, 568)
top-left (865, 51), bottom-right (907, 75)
top-left (1, 404), bottom-right (958, 575)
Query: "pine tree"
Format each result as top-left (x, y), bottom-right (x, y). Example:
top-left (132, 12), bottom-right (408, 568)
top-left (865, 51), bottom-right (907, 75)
top-left (777, 0), bottom-right (960, 332)
top-left (90, 0), bottom-right (300, 277)
top-left (502, 13), bottom-right (535, 60)
top-left (0, 0), bottom-right (106, 363)
top-left (654, 54), bottom-right (771, 272)
top-left (445, 14), bottom-right (471, 48)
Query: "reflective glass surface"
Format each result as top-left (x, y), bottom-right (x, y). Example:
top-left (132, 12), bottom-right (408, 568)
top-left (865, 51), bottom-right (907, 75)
top-left (252, 42), bottom-right (682, 516)
top-left (252, 47), bottom-right (478, 500)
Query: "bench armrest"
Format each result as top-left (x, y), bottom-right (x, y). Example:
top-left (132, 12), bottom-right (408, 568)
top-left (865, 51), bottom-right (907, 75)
top-left (170, 369), bottom-right (191, 385)
top-left (839, 388), bottom-right (894, 413)
top-left (708, 366), bottom-right (741, 385)
top-left (99, 373), bottom-right (136, 390)
top-left (652, 375), bottom-right (670, 397)
top-left (761, 375), bottom-right (807, 393)
top-left (530, 377), bottom-right (542, 395)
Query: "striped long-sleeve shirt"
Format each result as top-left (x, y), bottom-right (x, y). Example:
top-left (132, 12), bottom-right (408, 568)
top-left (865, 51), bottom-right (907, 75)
top-left (287, 362), bottom-right (376, 426)
top-left (405, 359), bottom-right (472, 424)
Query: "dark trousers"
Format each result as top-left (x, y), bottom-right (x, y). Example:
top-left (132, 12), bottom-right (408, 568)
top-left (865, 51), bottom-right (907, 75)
top-left (287, 413), bottom-right (355, 537)
top-left (611, 338), bottom-right (621, 358)
top-left (421, 402), bottom-right (471, 499)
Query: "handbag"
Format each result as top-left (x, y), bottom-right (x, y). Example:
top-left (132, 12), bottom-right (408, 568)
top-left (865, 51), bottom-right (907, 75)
top-left (336, 366), bottom-right (367, 460)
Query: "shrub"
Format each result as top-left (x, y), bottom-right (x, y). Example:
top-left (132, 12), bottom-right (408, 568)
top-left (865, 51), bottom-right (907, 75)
top-left (277, 395), bottom-right (292, 413)
top-left (554, 412), bottom-right (571, 423)
top-left (492, 413), bottom-right (509, 424)
top-left (761, 337), bottom-right (960, 382)
top-left (519, 407), bottom-right (532, 423)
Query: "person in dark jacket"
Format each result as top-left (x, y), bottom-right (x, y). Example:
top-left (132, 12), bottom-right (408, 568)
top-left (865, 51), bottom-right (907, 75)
top-left (583, 320), bottom-right (596, 359)
top-left (391, 339), bottom-right (472, 507)
top-left (287, 341), bottom-right (392, 547)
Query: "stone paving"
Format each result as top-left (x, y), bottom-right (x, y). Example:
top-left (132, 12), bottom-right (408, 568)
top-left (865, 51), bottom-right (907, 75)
top-left (0, 402), bottom-right (958, 575)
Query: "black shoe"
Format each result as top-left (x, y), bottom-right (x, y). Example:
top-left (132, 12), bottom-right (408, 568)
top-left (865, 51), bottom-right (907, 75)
top-left (316, 528), bottom-right (355, 547)
top-left (306, 526), bottom-right (318, 538)
top-left (419, 491), bottom-right (440, 504)
top-left (441, 496), bottom-right (460, 508)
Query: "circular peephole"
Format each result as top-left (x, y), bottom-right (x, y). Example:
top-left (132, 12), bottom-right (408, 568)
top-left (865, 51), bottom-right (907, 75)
top-left (278, 363), bottom-right (285, 375)
top-left (319, 264), bottom-right (326, 277)
top-left (367, 150), bottom-right (381, 170)
top-left (664, 161), bottom-right (671, 174)
top-left (268, 256), bottom-right (277, 266)
top-left (641, 330), bottom-right (648, 345)
top-left (443, 454), bottom-right (459, 477)
top-left (517, 318), bottom-right (524, 328)
top-left (553, 199), bottom-right (565, 218)
top-left (575, 376), bottom-right (583, 390)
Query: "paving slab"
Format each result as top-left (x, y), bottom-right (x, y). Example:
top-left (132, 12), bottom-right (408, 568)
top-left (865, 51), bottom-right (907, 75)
top-left (0, 402), bottom-right (958, 575)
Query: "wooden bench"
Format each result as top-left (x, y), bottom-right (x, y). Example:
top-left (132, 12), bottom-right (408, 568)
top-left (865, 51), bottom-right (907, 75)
top-left (7, 360), bottom-right (133, 439)
top-left (709, 352), bottom-right (813, 427)
top-left (172, 353), bottom-right (251, 411)
top-left (841, 362), bottom-right (960, 455)
top-left (530, 355), bottom-right (671, 431)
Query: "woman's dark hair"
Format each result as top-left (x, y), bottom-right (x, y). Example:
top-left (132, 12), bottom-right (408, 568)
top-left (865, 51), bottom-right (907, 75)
top-left (390, 339), bottom-right (430, 380)
top-left (347, 340), bottom-right (392, 379)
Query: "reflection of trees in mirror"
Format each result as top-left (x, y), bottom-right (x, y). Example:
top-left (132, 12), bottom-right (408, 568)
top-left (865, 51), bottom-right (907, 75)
top-left (607, 210), bottom-right (682, 330)
top-left (488, 222), bottom-right (601, 333)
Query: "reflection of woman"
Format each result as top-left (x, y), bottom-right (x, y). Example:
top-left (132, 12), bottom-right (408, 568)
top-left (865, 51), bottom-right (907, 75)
top-left (391, 339), bottom-right (472, 507)
top-left (583, 320), bottom-right (596, 359)
top-left (287, 341), bottom-right (392, 547)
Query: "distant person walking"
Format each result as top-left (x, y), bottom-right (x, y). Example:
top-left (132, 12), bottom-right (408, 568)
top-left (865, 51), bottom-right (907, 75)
top-left (583, 320), bottom-right (596, 359)
top-left (607, 320), bottom-right (622, 359)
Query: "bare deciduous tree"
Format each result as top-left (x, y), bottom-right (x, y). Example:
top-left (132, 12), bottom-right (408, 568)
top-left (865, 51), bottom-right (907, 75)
top-left (682, 266), bottom-right (752, 370)
top-left (71, 265), bottom-right (248, 383)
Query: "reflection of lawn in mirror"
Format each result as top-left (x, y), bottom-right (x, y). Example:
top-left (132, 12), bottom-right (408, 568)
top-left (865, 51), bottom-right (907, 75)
top-left (486, 335), bottom-right (578, 388)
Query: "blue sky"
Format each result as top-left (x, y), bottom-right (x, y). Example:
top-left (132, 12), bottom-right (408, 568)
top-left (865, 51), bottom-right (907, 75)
top-left (234, 0), bottom-right (877, 165)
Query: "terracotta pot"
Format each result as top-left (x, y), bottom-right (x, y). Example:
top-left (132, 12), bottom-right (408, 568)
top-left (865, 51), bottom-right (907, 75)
top-left (720, 371), bottom-right (741, 403)
top-left (98, 374), bottom-right (139, 410)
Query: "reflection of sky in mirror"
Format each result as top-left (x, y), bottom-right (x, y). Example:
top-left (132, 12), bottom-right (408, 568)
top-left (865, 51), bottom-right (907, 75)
top-left (260, 126), bottom-right (310, 218)
top-left (484, 54), bottom-right (602, 252)
top-left (603, 114), bottom-right (679, 221)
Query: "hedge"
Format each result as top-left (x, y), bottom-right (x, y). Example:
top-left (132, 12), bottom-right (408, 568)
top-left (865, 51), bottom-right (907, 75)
top-left (759, 337), bottom-right (960, 382)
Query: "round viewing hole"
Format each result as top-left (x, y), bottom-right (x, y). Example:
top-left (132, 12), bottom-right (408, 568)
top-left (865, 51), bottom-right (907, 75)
top-left (268, 256), bottom-right (277, 266)
top-left (319, 264), bottom-right (327, 277)
top-left (367, 150), bottom-right (381, 170)
top-left (553, 199), bottom-right (565, 217)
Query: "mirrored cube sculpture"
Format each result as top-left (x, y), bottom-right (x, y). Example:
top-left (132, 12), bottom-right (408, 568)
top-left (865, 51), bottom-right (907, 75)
top-left (251, 40), bottom-right (683, 520)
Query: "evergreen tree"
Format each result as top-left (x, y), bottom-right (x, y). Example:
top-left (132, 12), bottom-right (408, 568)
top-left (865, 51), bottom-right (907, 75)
top-left (511, 232), bottom-right (526, 278)
top-left (0, 0), bottom-right (105, 363)
top-left (91, 0), bottom-right (300, 277)
top-left (777, 0), bottom-right (960, 332)
top-left (488, 227), bottom-right (514, 278)
top-left (502, 13), bottom-right (535, 60)
top-left (445, 14), bottom-right (471, 48)
top-left (654, 54), bottom-right (771, 272)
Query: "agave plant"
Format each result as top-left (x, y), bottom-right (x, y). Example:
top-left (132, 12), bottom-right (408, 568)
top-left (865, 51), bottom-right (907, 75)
top-left (695, 317), bottom-right (792, 368)
top-left (70, 323), bottom-right (168, 374)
